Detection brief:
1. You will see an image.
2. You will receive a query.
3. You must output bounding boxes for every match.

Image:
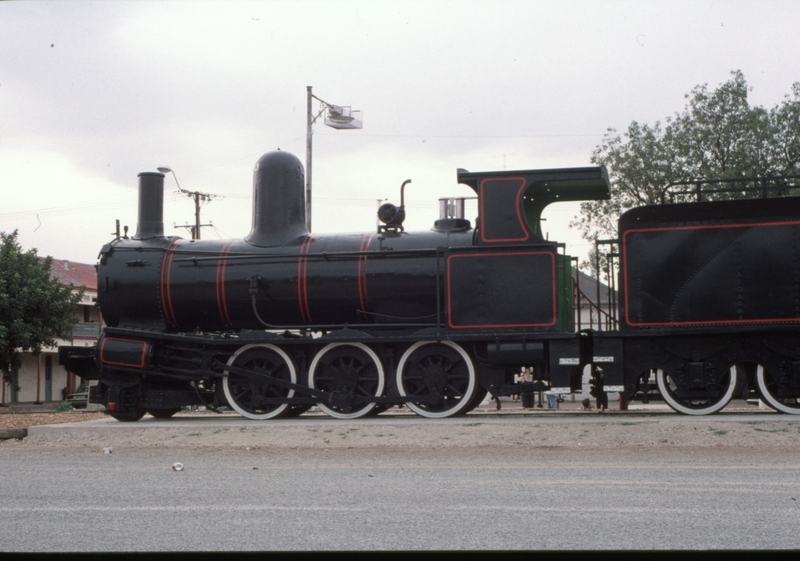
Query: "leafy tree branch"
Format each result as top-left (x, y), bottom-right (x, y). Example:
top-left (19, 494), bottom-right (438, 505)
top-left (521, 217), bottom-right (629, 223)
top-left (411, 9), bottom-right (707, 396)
top-left (572, 70), bottom-right (800, 268)
top-left (0, 230), bottom-right (84, 384)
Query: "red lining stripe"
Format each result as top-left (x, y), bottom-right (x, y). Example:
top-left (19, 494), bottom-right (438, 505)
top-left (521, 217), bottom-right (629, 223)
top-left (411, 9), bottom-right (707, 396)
top-left (622, 220), bottom-right (800, 327)
top-left (479, 177), bottom-right (530, 243)
top-left (297, 237), bottom-right (313, 324)
top-left (446, 251), bottom-right (556, 328)
top-left (216, 241), bottom-right (234, 326)
top-left (160, 239), bottom-right (180, 328)
top-left (357, 233), bottom-right (373, 321)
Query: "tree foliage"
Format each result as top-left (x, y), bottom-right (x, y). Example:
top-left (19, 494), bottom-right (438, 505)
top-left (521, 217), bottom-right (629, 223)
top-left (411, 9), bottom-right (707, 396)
top-left (0, 230), bottom-right (84, 381)
top-left (573, 71), bottom-right (800, 256)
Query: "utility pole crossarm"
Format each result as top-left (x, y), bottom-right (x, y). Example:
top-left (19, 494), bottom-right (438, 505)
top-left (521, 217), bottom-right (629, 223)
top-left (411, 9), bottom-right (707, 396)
top-left (157, 166), bottom-right (221, 241)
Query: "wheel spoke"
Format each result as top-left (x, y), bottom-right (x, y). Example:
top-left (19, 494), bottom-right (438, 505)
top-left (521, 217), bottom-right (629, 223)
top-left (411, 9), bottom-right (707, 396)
top-left (356, 385), bottom-right (374, 397)
top-left (234, 388), bottom-right (251, 402)
top-left (265, 386), bottom-right (285, 398)
top-left (444, 383), bottom-right (464, 396)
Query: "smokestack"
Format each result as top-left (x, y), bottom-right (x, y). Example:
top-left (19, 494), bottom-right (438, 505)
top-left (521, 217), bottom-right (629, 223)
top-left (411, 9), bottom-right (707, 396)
top-left (245, 150), bottom-right (309, 247)
top-left (133, 172), bottom-right (165, 239)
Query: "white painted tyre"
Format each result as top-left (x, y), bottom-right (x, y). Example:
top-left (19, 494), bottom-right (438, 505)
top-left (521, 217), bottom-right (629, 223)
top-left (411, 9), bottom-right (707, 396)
top-left (756, 365), bottom-right (800, 414)
top-left (396, 341), bottom-right (477, 419)
top-left (308, 342), bottom-right (385, 420)
top-left (223, 344), bottom-right (296, 420)
top-left (656, 366), bottom-right (737, 416)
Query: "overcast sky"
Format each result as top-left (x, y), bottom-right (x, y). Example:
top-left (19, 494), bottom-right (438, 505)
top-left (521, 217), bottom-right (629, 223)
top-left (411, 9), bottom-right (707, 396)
top-left (2, 0), bottom-right (799, 265)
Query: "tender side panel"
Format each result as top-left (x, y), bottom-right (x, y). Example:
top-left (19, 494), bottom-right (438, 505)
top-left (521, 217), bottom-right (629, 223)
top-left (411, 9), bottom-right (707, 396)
top-left (447, 251), bottom-right (556, 329)
top-left (621, 220), bottom-right (800, 328)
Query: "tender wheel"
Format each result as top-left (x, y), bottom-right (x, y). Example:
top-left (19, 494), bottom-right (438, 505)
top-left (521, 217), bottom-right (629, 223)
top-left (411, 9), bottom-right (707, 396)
top-left (223, 344), bottom-right (296, 420)
top-left (147, 408), bottom-right (182, 419)
top-left (308, 343), bottom-right (385, 419)
top-left (656, 366), bottom-right (737, 415)
top-left (756, 365), bottom-right (800, 414)
top-left (108, 409), bottom-right (146, 422)
top-left (396, 341), bottom-right (477, 418)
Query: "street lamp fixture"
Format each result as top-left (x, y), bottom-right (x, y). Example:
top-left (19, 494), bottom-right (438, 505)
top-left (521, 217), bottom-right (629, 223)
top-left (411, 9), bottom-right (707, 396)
top-left (157, 166), bottom-right (181, 191)
top-left (324, 105), bottom-right (363, 129)
top-left (306, 86), bottom-right (362, 232)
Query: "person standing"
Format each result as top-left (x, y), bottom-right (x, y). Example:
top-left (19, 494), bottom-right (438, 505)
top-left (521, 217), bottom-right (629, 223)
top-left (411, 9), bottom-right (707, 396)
top-left (593, 367), bottom-right (608, 411)
top-left (520, 367), bottom-right (535, 409)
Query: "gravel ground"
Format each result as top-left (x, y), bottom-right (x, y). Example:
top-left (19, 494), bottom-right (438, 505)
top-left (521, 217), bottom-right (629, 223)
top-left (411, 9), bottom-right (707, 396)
top-left (0, 410), bottom-right (107, 429)
top-left (2, 408), bottom-right (800, 452)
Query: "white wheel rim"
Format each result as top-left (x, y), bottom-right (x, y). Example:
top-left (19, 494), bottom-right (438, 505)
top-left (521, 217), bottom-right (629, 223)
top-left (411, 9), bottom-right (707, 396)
top-left (656, 366), bottom-right (736, 416)
top-left (756, 365), bottom-right (800, 414)
top-left (309, 342), bottom-right (385, 419)
top-left (396, 341), bottom-right (477, 419)
top-left (223, 344), bottom-right (296, 420)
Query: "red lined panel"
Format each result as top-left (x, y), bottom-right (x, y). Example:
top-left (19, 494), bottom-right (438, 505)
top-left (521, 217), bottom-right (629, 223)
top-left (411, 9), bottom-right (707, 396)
top-left (622, 220), bottom-right (800, 327)
top-left (446, 251), bottom-right (556, 328)
top-left (479, 177), bottom-right (530, 243)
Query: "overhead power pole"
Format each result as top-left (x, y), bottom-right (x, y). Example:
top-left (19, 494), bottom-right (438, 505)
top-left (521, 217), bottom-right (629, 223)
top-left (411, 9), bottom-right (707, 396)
top-left (175, 190), bottom-right (217, 239)
top-left (157, 166), bottom-right (220, 240)
top-left (307, 86), bottom-right (314, 233)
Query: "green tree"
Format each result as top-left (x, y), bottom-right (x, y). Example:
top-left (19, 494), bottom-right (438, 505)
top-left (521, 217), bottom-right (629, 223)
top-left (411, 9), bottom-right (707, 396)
top-left (0, 230), bottom-right (84, 385)
top-left (573, 70), bottom-right (800, 260)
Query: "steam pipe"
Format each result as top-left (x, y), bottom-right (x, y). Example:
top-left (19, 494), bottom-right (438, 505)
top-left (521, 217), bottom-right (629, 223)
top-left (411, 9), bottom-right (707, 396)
top-left (400, 179), bottom-right (411, 208)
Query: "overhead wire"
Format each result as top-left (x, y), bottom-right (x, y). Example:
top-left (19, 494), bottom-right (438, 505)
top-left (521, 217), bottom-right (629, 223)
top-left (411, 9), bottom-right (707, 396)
top-left (0, 127), bottom-right (596, 223)
top-left (0, 194), bottom-right (139, 222)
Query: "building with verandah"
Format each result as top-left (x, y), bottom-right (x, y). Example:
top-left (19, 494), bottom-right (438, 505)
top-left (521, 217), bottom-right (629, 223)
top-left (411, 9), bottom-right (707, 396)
top-left (1, 259), bottom-right (100, 407)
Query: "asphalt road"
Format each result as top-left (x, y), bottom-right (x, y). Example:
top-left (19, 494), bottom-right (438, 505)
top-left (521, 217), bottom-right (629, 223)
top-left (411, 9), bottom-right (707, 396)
top-left (2, 443), bottom-right (800, 551)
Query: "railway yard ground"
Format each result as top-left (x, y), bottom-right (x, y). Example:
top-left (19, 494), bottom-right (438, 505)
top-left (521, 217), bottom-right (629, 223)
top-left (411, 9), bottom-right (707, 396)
top-left (3, 397), bottom-right (800, 551)
top-left (2, 396), bottom-right (799, 452)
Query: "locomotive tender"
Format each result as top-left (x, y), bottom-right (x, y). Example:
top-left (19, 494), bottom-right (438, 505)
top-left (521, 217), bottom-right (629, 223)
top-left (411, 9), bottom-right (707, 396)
top-left (60, 150), bottom-right (800, 420)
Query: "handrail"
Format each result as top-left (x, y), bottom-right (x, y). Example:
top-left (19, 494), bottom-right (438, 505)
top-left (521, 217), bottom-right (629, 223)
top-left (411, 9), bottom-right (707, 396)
top-left (574, 238), bottom-right (620, 332)
top-left (573, 280), bottom-right (617, 331)
top-left (662, 175), bottom-right (800, 204)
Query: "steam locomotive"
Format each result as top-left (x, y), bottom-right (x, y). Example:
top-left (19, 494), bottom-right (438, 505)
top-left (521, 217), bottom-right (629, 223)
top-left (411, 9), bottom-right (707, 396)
top-left (60, 150), bottom-right (800, 420)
